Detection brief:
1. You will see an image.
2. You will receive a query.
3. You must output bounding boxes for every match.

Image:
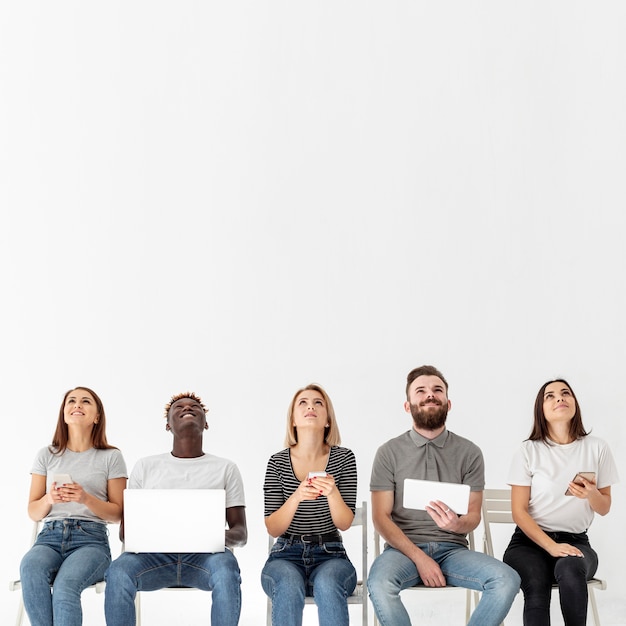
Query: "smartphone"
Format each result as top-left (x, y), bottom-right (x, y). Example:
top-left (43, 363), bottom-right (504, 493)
top-left (308, 471), bottom-right (327, 479)
top-left (53, 473), bottom-right (73, 487)
top-left (564, 471), bottom-right (595, 495)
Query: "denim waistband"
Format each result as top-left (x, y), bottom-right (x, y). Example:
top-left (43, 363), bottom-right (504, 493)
top-left (43, 519), bottom-right (106, 530)
top-left (280, 531), bottom-right (341, 544)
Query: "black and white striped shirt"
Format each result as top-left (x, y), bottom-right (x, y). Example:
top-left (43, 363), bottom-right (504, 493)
top-left (263, 446), bottom-right (357, 535)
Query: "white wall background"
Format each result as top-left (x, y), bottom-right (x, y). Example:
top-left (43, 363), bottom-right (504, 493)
top-left (1, 2), bottom-right (625, 624)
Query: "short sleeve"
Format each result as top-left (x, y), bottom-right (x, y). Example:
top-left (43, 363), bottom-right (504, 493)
top-left (370, 444), bottom-right (396, 492)
top-left (507, 445), bottom-right (532, 486)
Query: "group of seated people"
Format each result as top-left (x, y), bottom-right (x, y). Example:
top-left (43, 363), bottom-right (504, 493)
top-left (19, 364), bottom-right (618, 626)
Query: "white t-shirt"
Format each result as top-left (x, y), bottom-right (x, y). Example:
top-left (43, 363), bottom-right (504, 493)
top-left (129, 452), bottom-right (245, 509)
top-left (507, 435), bottom-right (619, 533)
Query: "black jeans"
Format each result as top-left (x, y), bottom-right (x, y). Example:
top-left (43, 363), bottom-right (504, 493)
top-left (503, 526), bottom-right (598, 626)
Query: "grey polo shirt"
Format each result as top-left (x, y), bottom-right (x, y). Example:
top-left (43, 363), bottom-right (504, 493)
top-left (370, 428), bottom-right (484, 546)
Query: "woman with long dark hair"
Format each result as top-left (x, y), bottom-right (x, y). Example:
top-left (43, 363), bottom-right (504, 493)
top-left (503, 379), bottom-right (619, 625)
top-left (20, 387), bottom-right (127, 625)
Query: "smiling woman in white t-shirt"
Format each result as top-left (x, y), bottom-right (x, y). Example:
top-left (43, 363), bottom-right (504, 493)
top-left (503, 379), bottom-right (619, 626)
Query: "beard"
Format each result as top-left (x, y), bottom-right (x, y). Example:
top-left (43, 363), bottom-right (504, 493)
top-left (409, 400), bottom-right (448, 431)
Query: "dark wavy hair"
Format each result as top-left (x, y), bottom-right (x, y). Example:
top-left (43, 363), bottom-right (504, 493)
top-left (406, 365), bottom-right (449, 399)
top-left (528, 379), bottom-right (589, 444)
top-left (49, 387), bottom-right (117, 454)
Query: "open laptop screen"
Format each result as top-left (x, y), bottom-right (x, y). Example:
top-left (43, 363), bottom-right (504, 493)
top-left (123, 489), bottom-right (226, 553)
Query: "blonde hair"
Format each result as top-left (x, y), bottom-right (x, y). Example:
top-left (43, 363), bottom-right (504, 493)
top-left (284, 383), bottom-right (341, 448)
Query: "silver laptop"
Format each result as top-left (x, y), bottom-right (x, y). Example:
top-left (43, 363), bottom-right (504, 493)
top-left (403, 479), bottom-right (471, 515)
top-left (123, 489), bottom-right (226, 553)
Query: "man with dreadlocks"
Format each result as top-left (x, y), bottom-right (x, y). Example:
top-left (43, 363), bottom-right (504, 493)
top-left (104, 392), bottom-right (247, 626)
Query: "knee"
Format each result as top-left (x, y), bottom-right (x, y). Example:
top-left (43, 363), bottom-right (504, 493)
top-left (483, 562), bottom-right (521, 598)
top-left (260, 571), bottom-right (275, 597)
top-left (211, 556), bottom-right (241, 589)
top-left (499, 565), bottom-right (521, 596)
top-left (20, 555), bottom-right (49, 585)
top-left (20, 549), bottom-right (38, 573)
top-left (313, 575), bottom-right (336, 597)
top-left (261, 565), bottom-right (304, 600)
top-left (19, 557), bottom-right (35, 579)
top-left (315, 569), bottom-right (354, 598)
top-left (499, 562), bottom-right (521, 588)
top-left (104, 559), bottom-right (134, 590)
top-left (554, 558), bottom-right (587, 586)
top-left (367, 566), bottom-right (399, 598)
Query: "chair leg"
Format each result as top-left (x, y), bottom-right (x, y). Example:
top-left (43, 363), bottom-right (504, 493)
top-left (15, 597), bottom-right (25, 626)
top-left (135, 591), bottom-right (142, 626)
top-left (588, 587), bottom-right (601, 626)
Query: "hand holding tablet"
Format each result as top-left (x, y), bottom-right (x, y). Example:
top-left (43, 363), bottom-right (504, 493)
top-left (403, 478), bottom-right (471, 515)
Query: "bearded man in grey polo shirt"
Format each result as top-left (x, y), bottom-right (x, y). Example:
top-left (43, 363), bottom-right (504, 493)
top-left (368, 365), bottom-right (520, 626)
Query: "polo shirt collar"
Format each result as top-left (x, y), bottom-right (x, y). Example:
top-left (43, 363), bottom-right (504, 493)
top-left (409, 427), bottom-right (449, 449)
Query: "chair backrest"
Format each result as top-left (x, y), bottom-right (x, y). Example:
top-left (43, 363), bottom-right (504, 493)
top-left (481, 488), bottom-right (514, 558)
top-left (351, 501), bottom-right (369, 599)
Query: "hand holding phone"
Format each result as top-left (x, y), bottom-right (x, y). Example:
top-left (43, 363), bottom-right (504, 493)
top-left (564, 471), bottom-right (595, 495)
top-left (308, 471), bottom-right (327, 480)
top-left (53, 473), bottom-right (73, 488)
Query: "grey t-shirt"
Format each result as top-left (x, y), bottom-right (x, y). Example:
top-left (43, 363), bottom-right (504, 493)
top-left (32, 446), bottom-right (128, 524)
top-left (370, 428), bottom-right (484, 546)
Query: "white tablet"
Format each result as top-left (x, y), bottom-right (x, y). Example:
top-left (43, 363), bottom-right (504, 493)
top-left (403, 478), bottom-right (471, 515)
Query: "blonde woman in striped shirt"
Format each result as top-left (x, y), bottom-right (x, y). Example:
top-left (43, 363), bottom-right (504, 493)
top-left (261, 383), bottom-right (358, 626)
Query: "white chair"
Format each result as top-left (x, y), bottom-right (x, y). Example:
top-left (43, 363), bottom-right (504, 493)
top-left (265, 501), bottom-right (369, 626)
top-left (126, 547), bottom-right (214, 625)
top-left (482, 488), bottom-right (607, 626)
top-left (9, 521), bottom-right (106, 626)
top-left (134, 586), bottom-right (203, 625)
top-left (372, 527), bottom-right (476, 626)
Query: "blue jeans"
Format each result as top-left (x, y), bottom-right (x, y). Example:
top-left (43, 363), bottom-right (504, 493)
top-left (368, 543), bottom-right (520, 626)
top-left (19, 519), bottom-right (111, 626)
top-left (503, 526), bottom-right (598, 626)
top-left (261, 538), bottom-right (357, 626)
top-left (104, 550), bottom-right (241, 626)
